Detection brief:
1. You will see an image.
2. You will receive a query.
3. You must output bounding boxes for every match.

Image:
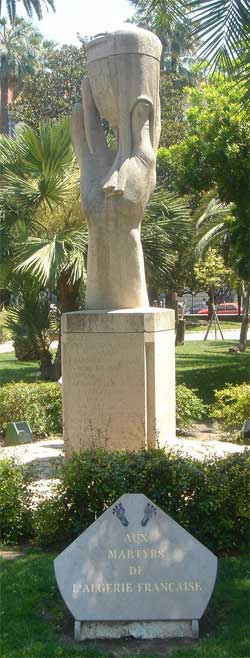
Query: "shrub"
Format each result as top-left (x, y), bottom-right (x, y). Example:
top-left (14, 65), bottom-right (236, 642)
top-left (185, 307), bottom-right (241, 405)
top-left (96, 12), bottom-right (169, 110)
top-left (0, 382), bottom-right (62, 437)
top-left (34, 449), bottom-right (250, 555)
top-left (0, 458), bottom-right (33, 543)
top-left (176, 384), bottom-right (206, 429)
top-left (211, 383), bottom-right (250, 435)
top-left (0, 321), bottom-right (12, 344)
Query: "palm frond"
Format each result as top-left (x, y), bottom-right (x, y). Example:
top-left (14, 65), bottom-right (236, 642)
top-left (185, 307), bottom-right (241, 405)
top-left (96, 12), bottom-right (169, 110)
top-left (188, 0), bottom-right (250, 74)
top-left (14, 235), bottom-right (64, 285)
top-left (130, 0), bottom-right (186, 25)
top-left (141, 186), bottom-right (192, 284)
top-left (196, 197), bottom-right (233, 228)
top-left (2, 0), bottom-right (55, 23)
top-left (194, 222), bottom-right (227, 258)
top-left (14, 228), bottom-right (88, 288)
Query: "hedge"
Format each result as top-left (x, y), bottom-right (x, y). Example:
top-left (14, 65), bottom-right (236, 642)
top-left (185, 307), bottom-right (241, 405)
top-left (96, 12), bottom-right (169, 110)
top-left (0, 458), bottom-right (32, 543)
top-left (0, 382), bottom-right (205, 438)
top-left (0, 382), bottom-right (62, 437)
top-left (33, 448), bottom-right (249, 555)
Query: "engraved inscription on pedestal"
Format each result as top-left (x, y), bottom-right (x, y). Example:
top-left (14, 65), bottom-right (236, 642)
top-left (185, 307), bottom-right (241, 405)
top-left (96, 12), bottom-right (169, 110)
top-left (54, 494), bottom-right (217, 639)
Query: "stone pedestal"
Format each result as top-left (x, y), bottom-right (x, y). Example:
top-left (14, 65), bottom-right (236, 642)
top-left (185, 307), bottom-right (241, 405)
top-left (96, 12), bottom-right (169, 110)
top-left (75, 620), bottom-right (199, 640)
top-left (61, 308), bottom-right (175, 455)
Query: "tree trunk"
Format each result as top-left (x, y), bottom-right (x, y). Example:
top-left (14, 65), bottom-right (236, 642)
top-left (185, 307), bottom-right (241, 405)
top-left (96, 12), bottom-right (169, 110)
top-left (238, 281), bottom-right (250, 352)
top-left (0, 72), bottom-right (9, 135)
top-left (207, 288), bottom-right (214, 321)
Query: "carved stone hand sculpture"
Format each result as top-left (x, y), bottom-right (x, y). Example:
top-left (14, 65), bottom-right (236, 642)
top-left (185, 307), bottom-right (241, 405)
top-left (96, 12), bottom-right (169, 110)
top-left (71, 26), bottom-right (162, 310)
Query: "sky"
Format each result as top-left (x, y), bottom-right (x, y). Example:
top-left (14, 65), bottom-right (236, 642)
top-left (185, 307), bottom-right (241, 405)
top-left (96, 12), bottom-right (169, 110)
top-left (17, 0), bottom-right (135, 45)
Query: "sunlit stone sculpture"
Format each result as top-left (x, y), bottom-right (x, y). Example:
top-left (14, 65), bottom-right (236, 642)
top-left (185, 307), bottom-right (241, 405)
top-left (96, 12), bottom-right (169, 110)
top-left (62, 26), bottom-right (176, 454)
top-left (71, 25), bottom-right (162, 310)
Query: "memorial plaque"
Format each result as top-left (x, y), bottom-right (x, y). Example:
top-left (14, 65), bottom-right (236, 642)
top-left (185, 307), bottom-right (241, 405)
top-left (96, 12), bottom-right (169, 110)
top-left (55, 494), bottom-right (217, 639)
top-left (4, 421), bottom-right (33, 445)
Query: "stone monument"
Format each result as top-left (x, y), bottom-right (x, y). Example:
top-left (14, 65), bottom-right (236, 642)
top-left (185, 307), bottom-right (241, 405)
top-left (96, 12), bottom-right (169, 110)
top-left (54, 494), bottom-right (218, 640)
top-left (62, 25), bottom-right (175, 454)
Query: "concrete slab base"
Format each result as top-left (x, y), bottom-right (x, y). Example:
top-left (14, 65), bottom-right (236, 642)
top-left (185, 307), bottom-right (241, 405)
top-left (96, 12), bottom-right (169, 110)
top-left (74, 620), bottom-right (199, 641)
top-left (62, 308), bottom-right (175, 455)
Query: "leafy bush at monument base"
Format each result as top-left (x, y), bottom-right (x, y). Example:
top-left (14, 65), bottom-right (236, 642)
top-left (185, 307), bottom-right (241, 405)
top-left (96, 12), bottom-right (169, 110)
top-left (176, 385), bottom-right (206, 429)
top-left (0, 382), bottom-right (204, 438)
top-left (211, 383), bottom-right (250, 436)
top-left (0, 458), bottom-right (33, 543)
top-left (33, 449), bottom-right (249, 555)
top-left (0, 382), bottom-right (62, 437)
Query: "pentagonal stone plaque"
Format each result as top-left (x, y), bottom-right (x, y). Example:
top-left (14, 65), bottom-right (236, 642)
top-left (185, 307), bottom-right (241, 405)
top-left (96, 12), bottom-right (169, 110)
top-left (54, 494), bottom-right (217, 623)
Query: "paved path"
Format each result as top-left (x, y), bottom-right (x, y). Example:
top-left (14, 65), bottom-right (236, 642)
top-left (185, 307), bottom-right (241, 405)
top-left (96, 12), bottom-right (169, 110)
top-left (1, 429), bottom-right (248, 506)
top-left (184, 328), bottom-right (249, 341)
top-left (0, 339), bottom-right (59, 354)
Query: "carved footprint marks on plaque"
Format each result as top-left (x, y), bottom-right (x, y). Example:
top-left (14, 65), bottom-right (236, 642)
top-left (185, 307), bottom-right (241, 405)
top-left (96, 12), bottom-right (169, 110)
top-left (141, 503), bottom-right (157, 527)
top-left (112, 503), bottom-right (129, 527)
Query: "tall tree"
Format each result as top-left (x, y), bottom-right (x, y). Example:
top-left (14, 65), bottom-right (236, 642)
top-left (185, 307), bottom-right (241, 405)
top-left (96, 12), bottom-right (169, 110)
top-left (0, 0), bottom-right (55, 23)
top-left (0, 17), bottom-right (42, 133)
top-left (13, 44), bottom-right (87, 126)
top-left (163, 76), bottom-right (250, 348)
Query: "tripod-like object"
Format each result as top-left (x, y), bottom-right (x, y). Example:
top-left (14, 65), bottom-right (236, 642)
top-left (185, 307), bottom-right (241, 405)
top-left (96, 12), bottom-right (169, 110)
top-left (204, 304), bottom-right (224, 341)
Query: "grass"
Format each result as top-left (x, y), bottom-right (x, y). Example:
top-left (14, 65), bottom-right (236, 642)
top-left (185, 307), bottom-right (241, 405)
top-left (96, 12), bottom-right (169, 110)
top-left (0, 351), bottom-right (41, 386)
top-left (0, 549), bottom-right (248, 658)
top-left (176, 340), bottom-right (250, 404)
top-left (186, 320), bottom-right (241, 333)
top-left (1, 340), bottom-right (249, 406)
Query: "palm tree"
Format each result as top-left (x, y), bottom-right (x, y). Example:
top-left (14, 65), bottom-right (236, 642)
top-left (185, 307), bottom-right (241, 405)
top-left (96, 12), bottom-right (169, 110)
top-left (131, 2), bottom-right (199, 77)
top-left (0, 0), bottom-right (55, 23)
top-left (0, 118), bottom-right (192, 373)
top-left (194, 194), bottom-right (249, 351)
top-left (0, 118), bottom-right (86, 377)
top-left (130, 1), bottom-right (250, 99)
top-left (0, 17), bottom-right (43, 133)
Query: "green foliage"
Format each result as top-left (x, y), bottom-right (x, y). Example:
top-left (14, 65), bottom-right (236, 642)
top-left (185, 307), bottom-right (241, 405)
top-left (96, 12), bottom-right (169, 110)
top-left (34, 448), bottom-right (249, 554)
top-left (159, 73), bottom-right (188, 148)
top-left (0, 0), bottom-right (55, 24)
top-left (0, 458), bottom-right (32, 543)
top-left (0, 118), bottom-right (75, 215)
top-left (166, 76), bottom-right (250, 280)
top-left (212, 383), bottom-right (250, 434)
top-left (194, 247), bottom-right (233, 298)
top-left (13, 44), bottom-right (87, 126)
top-left (0, 310), bottom-right (11, 343)
top-left (176, 384), bottom-right (206, 428)
top-left (131, 0), bottom-right (250, 108)
top-left (0, 382), bottom-right (62, 436)
top-left (142, 187), bottom-right (191, 289)
top-left (4, 291), bottom-right (55, 361)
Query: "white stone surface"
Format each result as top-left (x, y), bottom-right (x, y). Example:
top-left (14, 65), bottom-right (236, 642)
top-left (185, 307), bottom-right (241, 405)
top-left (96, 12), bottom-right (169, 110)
top-left (61, 308), bottom-right (175, 454)
top-left (71, 25), bottom-right (162, 310)
top-left (75, 620), bottom-right (196, 640)
top-left (54, 493), bottom-right (217, 628)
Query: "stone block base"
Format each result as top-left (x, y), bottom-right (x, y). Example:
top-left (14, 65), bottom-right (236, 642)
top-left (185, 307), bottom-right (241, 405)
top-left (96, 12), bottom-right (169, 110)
top-left (74, 620), bottom-right (199, 640)
top-left (62, 308), bottom-right (175, 454)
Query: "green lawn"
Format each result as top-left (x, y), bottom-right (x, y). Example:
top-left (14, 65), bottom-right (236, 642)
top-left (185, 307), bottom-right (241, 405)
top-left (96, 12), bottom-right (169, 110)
top-left (176, 340), bottom-right (250, 404)
top-left (0, 549), bottom-right (248, 658)
top-left (185, 320), bottom-right (241, 332)
top-left (1, 341), bottom-right (249, 408)
top-left (0, 351), bottom-right (40, 386)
